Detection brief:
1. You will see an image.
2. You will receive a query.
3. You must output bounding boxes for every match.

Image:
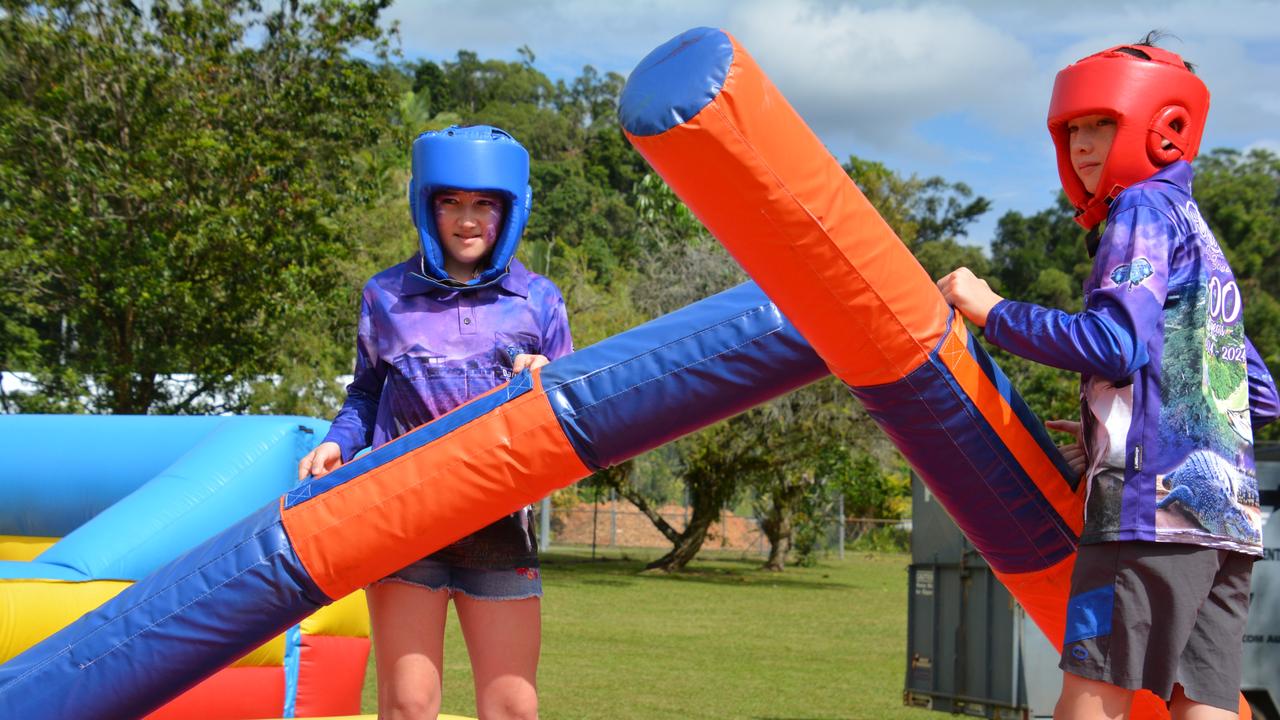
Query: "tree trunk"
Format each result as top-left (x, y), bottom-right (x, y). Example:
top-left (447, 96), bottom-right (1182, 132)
top-left (644, 467), bottom-right (733, 573)
top-left (603, 429), bottom-right (750, 573)
top-left (605, 463), bottom-right (681, 545)
top-left (645, 508), bottom-right (713, 572)
top-left (760, 506), bottom-right (792, 572)
top-left (759, 477), bottom-right (807, 572)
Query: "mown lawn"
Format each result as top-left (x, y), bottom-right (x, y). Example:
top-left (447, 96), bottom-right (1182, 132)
top-left (361, 547), bottom-right (938, 720)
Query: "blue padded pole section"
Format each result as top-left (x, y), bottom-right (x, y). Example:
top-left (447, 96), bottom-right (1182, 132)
top-left (851, 321), bottom-right (1078, 574)
top-left (542, 281), bottom-right (828, 468)
top-left (0, 502), bottom-right (327, 720)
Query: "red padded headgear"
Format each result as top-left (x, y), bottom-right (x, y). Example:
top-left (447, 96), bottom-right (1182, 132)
top-left (1048, 44), bottom-right (1209, 229)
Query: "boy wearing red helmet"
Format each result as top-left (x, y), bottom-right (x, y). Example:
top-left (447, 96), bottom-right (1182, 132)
top-left (939, 35), bottom-right (1279, 718)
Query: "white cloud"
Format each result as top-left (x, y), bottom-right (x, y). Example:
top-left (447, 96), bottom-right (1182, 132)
top-left (1245, 138), bottom-right (1280, 156)
top-left (380, 0), bottom-right (1280, 231)
top-left (384, 1), bottom-right (1279, 148)
top-left (422, 0), bottom-right (1038, 162)
top-left (725, 2), bottom-right (1038, 157)
top-left (386, 0), bottom-right (735, 77)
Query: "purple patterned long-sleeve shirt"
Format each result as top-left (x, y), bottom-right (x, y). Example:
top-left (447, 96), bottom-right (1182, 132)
top-left (986, 161), bottom-right (1279, 556)
top-left (323, 256), bottom-right (572, 568)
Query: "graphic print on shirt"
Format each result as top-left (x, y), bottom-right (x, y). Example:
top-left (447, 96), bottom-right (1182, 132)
top-left (1110, 258), bottom-right (1155, 288)
top-left (1080, 378), bottom-right (1133, 541)
top-left (384, 334), bottom-right (537, 440)
top-left (1155, 200), bottom-right (1260, 547)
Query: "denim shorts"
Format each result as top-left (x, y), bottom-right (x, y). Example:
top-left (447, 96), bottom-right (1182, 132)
top-left (378, 557), bottom-right (543, 601)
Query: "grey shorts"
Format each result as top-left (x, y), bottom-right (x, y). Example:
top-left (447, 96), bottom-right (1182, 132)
top-left (379, 558), bottom-right (543, 601)
top-left (1059, 541), bottom-right (1253, 711)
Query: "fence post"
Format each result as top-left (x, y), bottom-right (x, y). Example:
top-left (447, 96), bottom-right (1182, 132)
top-left (682, 485), bottom-right (689, 529)
top-left (610, 488), bottom-right (617, 546)
top-left (837, 492), bottom-right (845, 560)
top-left (540, 496), bottom-right (552, 551)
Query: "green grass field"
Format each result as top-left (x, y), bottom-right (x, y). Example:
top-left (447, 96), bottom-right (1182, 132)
top-left (361, 547), bottom-right (940, 720)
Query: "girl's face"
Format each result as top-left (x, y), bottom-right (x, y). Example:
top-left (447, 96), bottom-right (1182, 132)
top-left (433, 189), bottom-right (505, 278)
top-left (1067, 114), bottom-right (1118, 195)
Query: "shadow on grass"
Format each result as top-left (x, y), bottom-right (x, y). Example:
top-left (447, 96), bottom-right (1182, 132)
top-left (541, 550), bottom-right (879, 592)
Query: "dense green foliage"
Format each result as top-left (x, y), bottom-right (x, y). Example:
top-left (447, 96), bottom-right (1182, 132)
top-left (4, 3), bottom-right (1278, 563)
top-left (1, 0), bottom-right (400, 413)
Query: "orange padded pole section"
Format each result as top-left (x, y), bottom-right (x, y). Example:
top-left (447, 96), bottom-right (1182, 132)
top-left (282, 369), bottom-right (589, 600)
top-left (995, 556), bottom-right (1076, 649)
top-left (625, 36), bottom-right (948, 387)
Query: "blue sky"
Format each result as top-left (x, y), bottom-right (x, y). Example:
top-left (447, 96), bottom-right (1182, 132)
top-left (383, 0), bottom-right (1280, 247)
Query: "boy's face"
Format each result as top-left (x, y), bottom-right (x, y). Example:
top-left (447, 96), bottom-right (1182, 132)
top-left (433, 189), bottom-right (505, 270)
top-left (1067, 114), bottom-right (1118, 195)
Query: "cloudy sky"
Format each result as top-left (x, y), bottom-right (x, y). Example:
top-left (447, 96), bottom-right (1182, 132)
top-left (383, 0), bottom-right (1280, 246)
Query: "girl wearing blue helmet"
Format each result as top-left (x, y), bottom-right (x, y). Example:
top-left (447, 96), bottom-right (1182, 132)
top-left (300, 125), bottom-right (572, 720)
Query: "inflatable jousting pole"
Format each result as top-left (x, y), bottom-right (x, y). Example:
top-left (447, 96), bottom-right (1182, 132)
top-left (620, 23), bottom-right (1082, 644)
top-left (0, 283), bottom-right (827, 720)
top-left (619, 27), bottom-right (1250, 719)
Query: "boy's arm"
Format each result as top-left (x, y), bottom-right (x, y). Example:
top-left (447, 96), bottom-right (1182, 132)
top-left (985, 299), bottom-right (1149, 381)
top-left (985, 206), bottom-right (1170, 383)
top-left (1247, 337), bottom-right (1279, 429)
top-left (322, 292), bottom-right (386, 462)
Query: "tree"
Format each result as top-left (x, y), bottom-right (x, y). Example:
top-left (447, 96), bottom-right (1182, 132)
top-left (0, 0), bottom-right (400, 413)
top-left (988, 193), bottom-right (1091, 303)
top-left (745, 378), bottom-right (887, 571)
top-left (982, 196), bottom-right (1091, 424)
top-left (843, 155), bottom-right (991, 280)
top-left (603, 416), bottom-right (767, 572)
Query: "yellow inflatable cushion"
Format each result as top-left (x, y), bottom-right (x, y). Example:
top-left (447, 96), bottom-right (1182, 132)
top-left (0, 536), bottom-right (59, 562)
top-left (300, 588), bottom-right (369, 638)
top-left (0, 579), bottom-right (286, 666)
top-left (0, 578), bottom-right (129, 663)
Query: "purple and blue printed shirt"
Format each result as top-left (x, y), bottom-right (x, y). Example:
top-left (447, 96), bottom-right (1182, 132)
top-left (986, 161), bottom-right (1279, 556)
top-left (323, 256), bottom-right (572, 568)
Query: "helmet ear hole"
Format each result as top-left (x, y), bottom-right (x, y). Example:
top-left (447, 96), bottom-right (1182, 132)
top-left (1148, 105), bottom-right (1191, 165)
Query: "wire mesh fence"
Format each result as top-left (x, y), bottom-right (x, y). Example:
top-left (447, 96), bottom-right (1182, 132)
top-left (538, 499), bottom-right (907, 557)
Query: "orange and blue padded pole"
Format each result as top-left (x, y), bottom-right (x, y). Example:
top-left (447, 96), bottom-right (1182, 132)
top-left (0, 282), bottom-right (827, 720)
top-left (619, 27), bottom-right (1253, 719)
top-left (620, 25), bottom-right (1082, 644)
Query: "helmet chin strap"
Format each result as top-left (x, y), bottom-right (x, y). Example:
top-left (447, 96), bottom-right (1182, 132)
top-left (1082, 193), bottom-right (1115, 256)
top-left (1086, 225), bottom-right (1102, 258)
top-left (412, 250), bottom-right (511, 292)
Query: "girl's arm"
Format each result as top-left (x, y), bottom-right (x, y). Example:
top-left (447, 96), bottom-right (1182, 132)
top-left (322, 292), bottom-right (387, 461)
top-left (541, 291), bottom-right (574, 361)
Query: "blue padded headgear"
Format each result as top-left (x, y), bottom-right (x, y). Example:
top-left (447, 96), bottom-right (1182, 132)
top-left (408, 125), bottom-right (532, 291)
